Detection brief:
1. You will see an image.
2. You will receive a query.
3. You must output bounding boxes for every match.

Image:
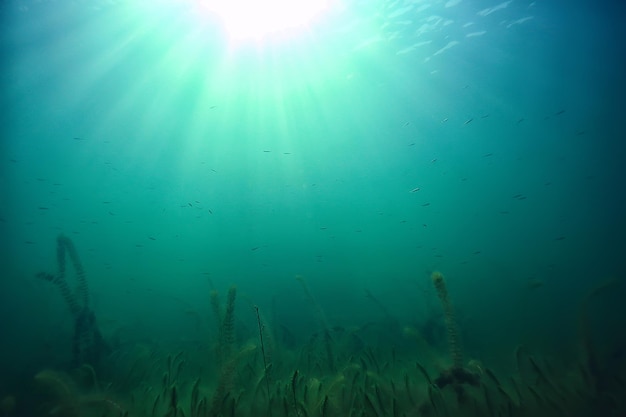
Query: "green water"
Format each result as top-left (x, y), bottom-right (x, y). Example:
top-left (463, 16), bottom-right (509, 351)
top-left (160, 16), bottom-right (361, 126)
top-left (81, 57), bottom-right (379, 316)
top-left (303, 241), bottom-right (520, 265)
top-left (1, 0), bottom-right (625, 415)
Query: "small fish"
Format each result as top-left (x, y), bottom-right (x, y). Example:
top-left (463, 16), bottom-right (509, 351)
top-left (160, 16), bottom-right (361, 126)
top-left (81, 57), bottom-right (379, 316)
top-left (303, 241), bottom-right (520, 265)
top-left (555, 110), bottom-right (565, 116)
top-left (483, 153), bottom-right (493, 157)
top-left (516, 118), bottom-right (525, 124)
top-left (251, 247), bottom-right (260, 251)
top-left (421, 202), bottom-right (430, 207)
top-left (430, 158), bottom-right (437, 163)
top-left (263, 150), bottom-right (271, 153)
top-left (402, 121), bottom-right (411, 127)
top-left (464, 118), bottom-right (473, 125)
top-left (481, 114), bottom-right (490, 119)
top-left (148, 237), bottom-right (156, 241)
top-left (441, 118), bottom-right (449, 123)
top-left (555, 236), bottom-right (566, 241)
top-left (208, 209), bottom-right (213, 214)
top-left (38, 206), bottom-right (49, 210)
top-left (409, 187), bottom-right (420, 193)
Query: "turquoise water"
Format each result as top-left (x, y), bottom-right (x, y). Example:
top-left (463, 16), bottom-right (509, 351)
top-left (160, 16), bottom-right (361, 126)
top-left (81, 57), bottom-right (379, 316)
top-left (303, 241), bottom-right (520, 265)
top-left (1, 0), bottom-right (625, 415)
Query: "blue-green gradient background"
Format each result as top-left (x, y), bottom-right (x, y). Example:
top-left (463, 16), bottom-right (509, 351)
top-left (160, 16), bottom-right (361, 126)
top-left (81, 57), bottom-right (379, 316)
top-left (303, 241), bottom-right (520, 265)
top-left (1, 0), bottom-right (625, 399)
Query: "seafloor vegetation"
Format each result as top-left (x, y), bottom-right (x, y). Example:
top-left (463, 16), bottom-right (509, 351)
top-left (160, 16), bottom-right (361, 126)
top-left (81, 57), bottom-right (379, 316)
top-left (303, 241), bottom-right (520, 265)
top-left (3, 236), bottom-right (625, 417)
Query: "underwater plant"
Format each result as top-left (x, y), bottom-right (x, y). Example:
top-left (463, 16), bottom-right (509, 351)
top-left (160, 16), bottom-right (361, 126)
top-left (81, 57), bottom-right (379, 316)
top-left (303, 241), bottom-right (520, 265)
top-left (15, 246), bottom-right (624, 417)
top-left (254, 305), bottom-right (273, 417)
top-left (36, 234), bottom-right (109, 370)
top-left (430, 271), bottom-right (480, 401)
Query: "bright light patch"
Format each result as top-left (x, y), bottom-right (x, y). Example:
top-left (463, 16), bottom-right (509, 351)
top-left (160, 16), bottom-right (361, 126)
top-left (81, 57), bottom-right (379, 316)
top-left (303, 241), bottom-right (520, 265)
top-left (202, 0), bottom-right (331, 41)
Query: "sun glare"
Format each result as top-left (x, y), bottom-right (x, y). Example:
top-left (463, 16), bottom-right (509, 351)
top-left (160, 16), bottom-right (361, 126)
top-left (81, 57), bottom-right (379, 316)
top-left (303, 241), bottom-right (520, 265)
top-left (201, 0), bottom-right (332, 41)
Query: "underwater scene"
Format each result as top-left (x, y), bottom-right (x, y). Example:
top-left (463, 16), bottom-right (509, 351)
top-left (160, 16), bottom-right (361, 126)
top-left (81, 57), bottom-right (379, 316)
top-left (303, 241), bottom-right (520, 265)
top-left (1, 0), bottom-right (625, 416)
